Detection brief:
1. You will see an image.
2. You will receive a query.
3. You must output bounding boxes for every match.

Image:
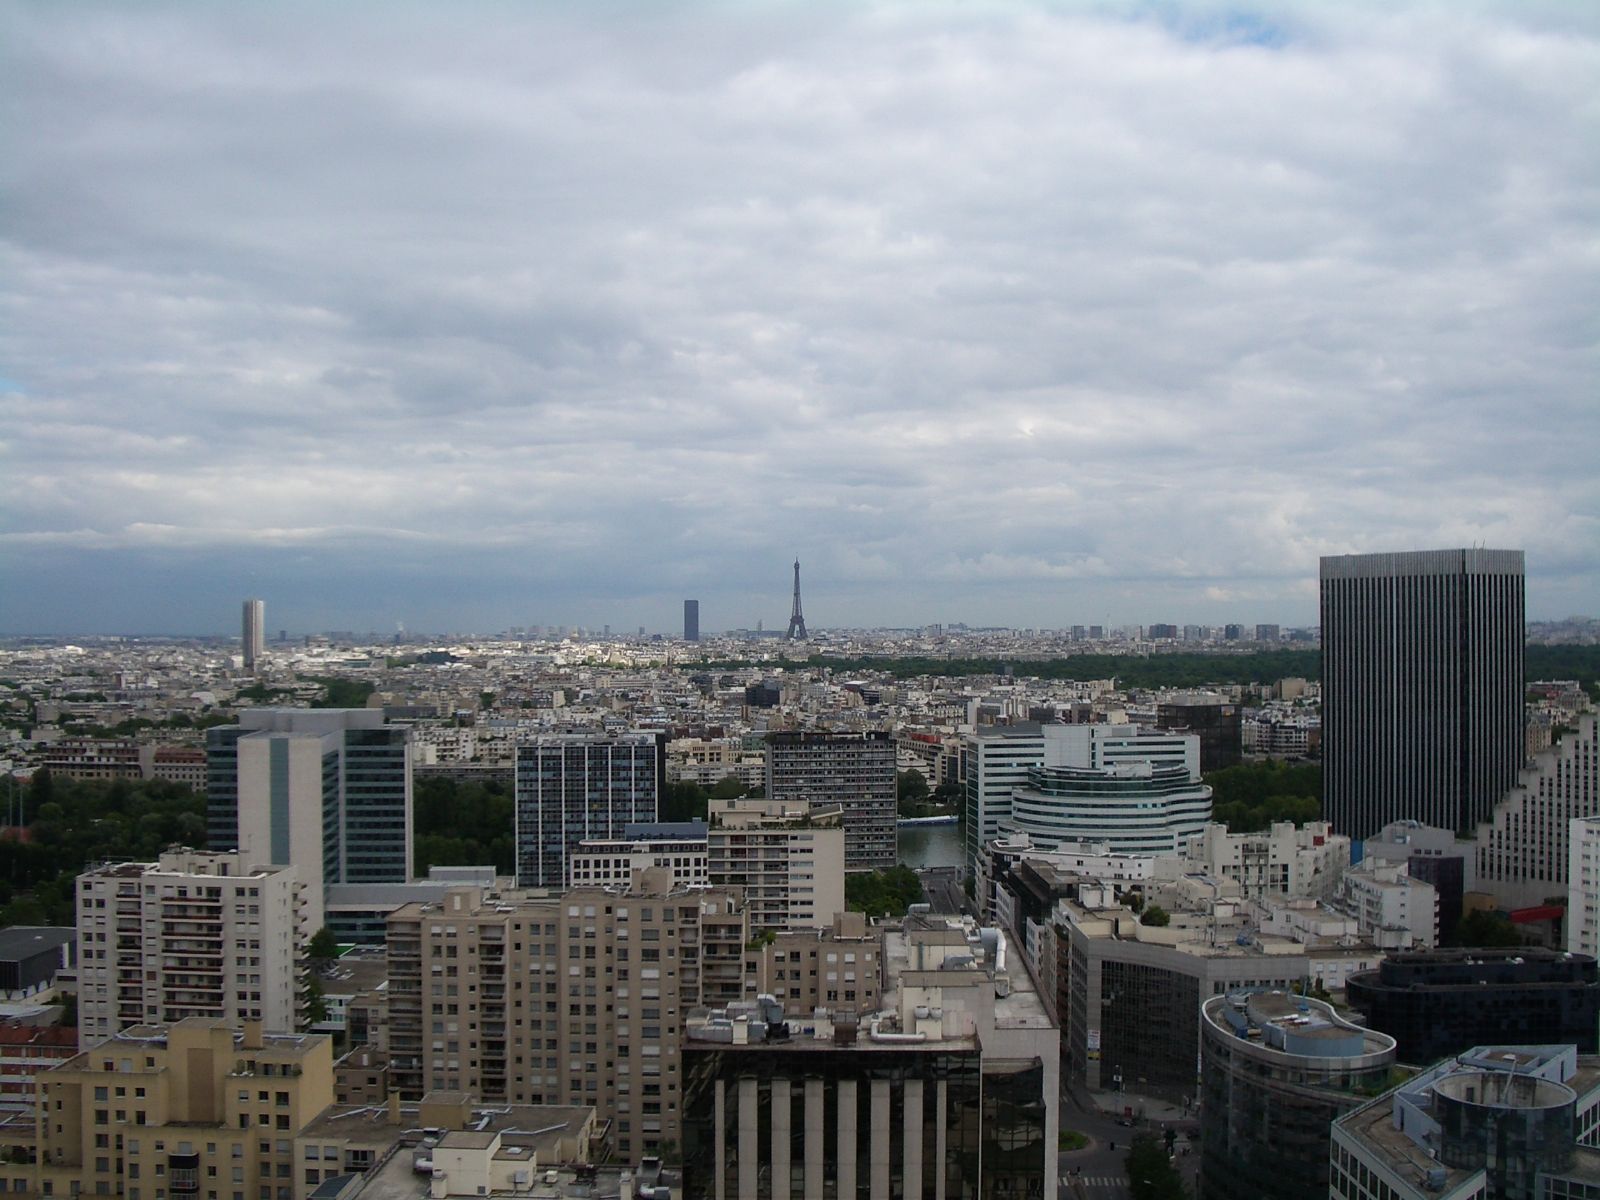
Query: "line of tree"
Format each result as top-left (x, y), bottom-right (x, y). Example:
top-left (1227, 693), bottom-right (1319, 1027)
top-left (0, 770), bottom-right (206, 926)
top-left (1203, 760), bottom-right (1322, 831)
top-left (695, 643), bottom-right (1596, 696)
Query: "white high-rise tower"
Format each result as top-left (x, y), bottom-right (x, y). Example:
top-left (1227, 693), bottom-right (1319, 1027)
top-left (242, 597), bottom-right (265, 669)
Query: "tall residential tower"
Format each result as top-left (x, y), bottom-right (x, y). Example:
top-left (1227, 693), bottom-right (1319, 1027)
top-left (1321, 549), bottom-right (1524, 840)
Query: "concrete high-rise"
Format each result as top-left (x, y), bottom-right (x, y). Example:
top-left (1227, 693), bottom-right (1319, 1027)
top-left (241, 597), bottom-right (265, 669)
top-left (1321, 549), bottom-right (1525, 840)
top-left (513, 732), bottom-right (663, 887)
top-left (683, 598), bottom-right (700, 642)
top-left (205, 708), bottom-right (413, 927)
top-left (766, 731), bottom-right (895, 871)
top-left (75, 851), bottom-right (309, 1042)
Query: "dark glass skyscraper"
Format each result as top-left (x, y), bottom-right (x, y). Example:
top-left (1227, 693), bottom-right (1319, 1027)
top-left (1321, 549), bottom-right (1524, 840)
top-left (683, 598), bottom-right (700, 642)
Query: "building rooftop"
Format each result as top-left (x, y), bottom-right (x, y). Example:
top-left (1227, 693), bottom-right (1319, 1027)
top-left (0, 927), bottom-right (74, 962)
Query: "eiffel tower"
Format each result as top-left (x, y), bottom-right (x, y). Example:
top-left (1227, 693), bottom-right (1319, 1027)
top-left (786, 558), bottom-right (807, 640)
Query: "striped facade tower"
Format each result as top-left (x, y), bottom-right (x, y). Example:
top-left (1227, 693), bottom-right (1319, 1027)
top-left (1321, 549), bottom-right (1524, 841)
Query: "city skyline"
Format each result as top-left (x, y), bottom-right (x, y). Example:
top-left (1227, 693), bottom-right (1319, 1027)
top-left (3, 4), bottom-right (1596, 636)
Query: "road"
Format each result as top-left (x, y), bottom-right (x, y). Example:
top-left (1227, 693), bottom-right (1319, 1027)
top-left (917, 865), bottom-right (965, 915)
top-left (1058, 1084), bottom-right (1200, 1199)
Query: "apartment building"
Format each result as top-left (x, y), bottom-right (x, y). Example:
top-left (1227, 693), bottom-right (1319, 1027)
top-left (513, 733), bottom-right (663, 888)
top-left (705, 797), bottom-right (845, 933)
top-left (75, 852), bottom-right (308, 1044)
top-left (749, 911), bottom-right (883, 1017)
top-left (382, 871), bottom-right (750, 1165)
top-left (766, 732), bottom-right (895, 871)
top-left (20, 1018), bottom-right (334, 1200)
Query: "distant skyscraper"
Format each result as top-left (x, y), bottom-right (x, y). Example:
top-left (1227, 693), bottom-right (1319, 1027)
top-left (242, 598), bottom-right (265, 669)
top-left (683, 598), bottom-right (700, 642)
top-left (514, 732), bottom-right (663, 887)
top-left (1321, 549), bottom-right (1525, 840)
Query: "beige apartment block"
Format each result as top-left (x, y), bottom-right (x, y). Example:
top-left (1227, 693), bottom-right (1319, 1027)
top-left (706, 798), bottom-right (845, 933)
top-left (382, 869), bottom-right (751, 1165)
top-left (75, 853), bottom-right (309, 1044)
top-left (13, 1019), bottom-right (333, 1200)
top-left (751, 911), bottom-right (883, 1016)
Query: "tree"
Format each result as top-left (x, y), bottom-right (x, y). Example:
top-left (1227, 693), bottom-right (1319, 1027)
top-left (1126, 1133), bottom-right (1187, 1200)
top-left (307, 927), bottom-right (340, 964)
top-left (302, 976), bottom-right (329, 1028)
top-left (709, 775), bottom-right (749, 800)
top-left (845, 867), bottom-right (926, 918)
top-left (1140, 905), bottom-right (1171, 927)
top-left (1448, 909), bottom-right (1526, 948)
top-left (660, 780), bottom-right (709, 823)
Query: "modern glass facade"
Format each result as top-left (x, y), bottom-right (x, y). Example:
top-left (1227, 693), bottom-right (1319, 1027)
top-left (682, 1045), bottom-right (984, 1200)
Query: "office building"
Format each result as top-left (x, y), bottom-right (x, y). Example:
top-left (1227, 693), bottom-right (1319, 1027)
top-left (1570, 812), bottom-right (1600, 959)
top-left (1330, 1044), bottom-right (1600, 1200)
top-left (1346, 948), bottom-right (1600, 1064)
top-left (1321, 549), bottom-right (1525, 840)
top-left (75, 851), bottom-right (309, 1043)
top-left (206, 709), bottom-right (413, 925)
top-left (1478, 713), bottom-right (1600, 911)
top-left (766, 731), bottom-right (896, 871)
top-left (963, 724), bottom-right (1046, 876)
top-left (569, 821), bottom-right (709, 889)
top-left (23, 1018), bottom-right (335, 1200)
top-left (1004, 761), bottom-right (1212, 854)
top-left (1199, 991), bottom-right (1396, 1200)
top-left (382, 872), bottom-right (750, 1165)
top-left (682, 912), bottom-right (1058, 1200)
top-left (513, 732), bottom-right (663, 888)
top-left (1155, 695), bottom-right (1242, 773)
top-left (683, 599), bottom-right (700, 642)
top-left (242, 598), bottom-right (265, 670)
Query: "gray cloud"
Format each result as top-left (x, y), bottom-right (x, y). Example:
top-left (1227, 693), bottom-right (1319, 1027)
top-left (2, 1), bottom-right (1596, 634)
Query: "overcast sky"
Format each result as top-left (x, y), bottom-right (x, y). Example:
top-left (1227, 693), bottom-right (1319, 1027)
top-left (3, 2), bottom-right (1596, 637)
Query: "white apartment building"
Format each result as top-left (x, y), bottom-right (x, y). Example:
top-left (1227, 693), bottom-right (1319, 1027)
top-left (1568, 814), bottom-right (1600, 958)
top-left (963, 724), bottom-right (1046, 873)
top-left (1183, 820), bottom-right (1349, 901)
top-left (1475, 714), bottom-right (1600, 910)
top-left (1340, 860), bottom-right (1438, 950)
top-left (75, 850), bottom-right (308, 1043)
top-left (706, 797), bottom-right (846, 932)
top-left (569, 821), bottom-right (709, 889)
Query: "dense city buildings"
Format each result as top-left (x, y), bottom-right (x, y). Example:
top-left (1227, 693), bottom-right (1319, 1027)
top-left (513, 732), bottom-right (663, 888)
top-left (1321, 549), bottom-right (1526, 839)
top-left (75, 851), bottom-right (308, 1043)
top-left (205, 708), bottom-right (414, 920)
top-left (242, 598), bottom-right (265, 671)
top-left (1346, 948), bottom-right (1600, 1064)
top-left (765, 731), bottom-right (895, 871)
top-left (1199, 991), bottom-right (1397, 1200)
top-left (1330, 1044), bottom-right (1600, 1200)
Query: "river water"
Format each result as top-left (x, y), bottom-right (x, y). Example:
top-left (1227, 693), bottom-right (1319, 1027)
top-left (895, 821), bottom-right (964, 869)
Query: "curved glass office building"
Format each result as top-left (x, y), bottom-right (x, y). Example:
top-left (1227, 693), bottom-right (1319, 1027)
top-left (1005, 762), bottom-right (1212, 854)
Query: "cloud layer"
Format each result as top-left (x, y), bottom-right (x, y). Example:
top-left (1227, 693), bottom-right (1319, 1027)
top-left (3, 2), bottom-right (1596, 634)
